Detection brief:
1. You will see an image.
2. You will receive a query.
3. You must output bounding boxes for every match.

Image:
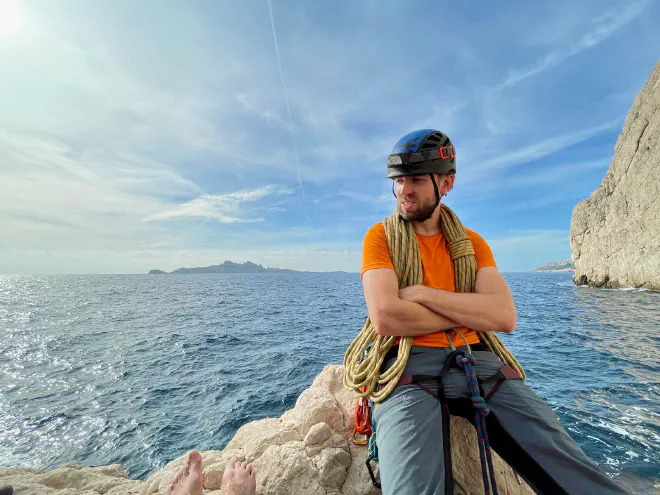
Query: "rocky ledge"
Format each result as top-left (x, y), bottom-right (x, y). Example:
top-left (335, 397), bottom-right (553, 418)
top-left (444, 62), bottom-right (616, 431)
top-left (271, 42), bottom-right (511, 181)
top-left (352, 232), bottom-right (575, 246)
top-left (570, 60), bottom-right (660, 290)
top-left (0, 365), bottom-right (534, 494)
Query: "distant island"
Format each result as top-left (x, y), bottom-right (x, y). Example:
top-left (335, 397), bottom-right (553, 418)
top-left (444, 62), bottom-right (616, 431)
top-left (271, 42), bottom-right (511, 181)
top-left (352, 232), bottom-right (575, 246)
top-left (148, 260), bottom-right (346, 274)
top-left (532, 259), bottom-right (576, 272)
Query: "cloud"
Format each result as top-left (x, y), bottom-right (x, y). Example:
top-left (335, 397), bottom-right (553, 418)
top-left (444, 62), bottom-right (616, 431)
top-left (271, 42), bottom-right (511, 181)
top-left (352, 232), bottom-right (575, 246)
top-left (506, 159), bottom-right (609, 188)
top-left (498, 1), bottom-right (650, 89)
top-left (236, 94), bottom-right (288, 127)
top-left (145, 185), bottom-right (294, 222)
top-left (462, 119), bottom-right (621, 183)
top-left (460, 158), bottom-right (611, 200)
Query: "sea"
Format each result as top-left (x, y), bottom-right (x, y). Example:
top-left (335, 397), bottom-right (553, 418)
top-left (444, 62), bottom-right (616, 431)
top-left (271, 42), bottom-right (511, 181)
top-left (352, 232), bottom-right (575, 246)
top-left (1, 272), bottom-right (658, 491)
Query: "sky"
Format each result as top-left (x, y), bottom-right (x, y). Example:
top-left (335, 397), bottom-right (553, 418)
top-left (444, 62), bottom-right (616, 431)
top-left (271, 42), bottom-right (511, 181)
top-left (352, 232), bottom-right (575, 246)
top-left (0, 0), bottom-right (659, 274)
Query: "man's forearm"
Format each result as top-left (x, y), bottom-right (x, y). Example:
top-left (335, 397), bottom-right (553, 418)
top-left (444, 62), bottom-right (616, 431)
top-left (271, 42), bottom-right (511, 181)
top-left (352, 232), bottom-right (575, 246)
top-left (414, 287), bottom-right (515, 333)
top-left (375, 298), bottom-right (460, 336)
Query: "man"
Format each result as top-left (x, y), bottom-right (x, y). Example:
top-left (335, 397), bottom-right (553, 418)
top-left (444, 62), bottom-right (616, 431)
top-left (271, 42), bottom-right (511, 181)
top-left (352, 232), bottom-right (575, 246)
top-left (361, 129), bottom-right (627, 494)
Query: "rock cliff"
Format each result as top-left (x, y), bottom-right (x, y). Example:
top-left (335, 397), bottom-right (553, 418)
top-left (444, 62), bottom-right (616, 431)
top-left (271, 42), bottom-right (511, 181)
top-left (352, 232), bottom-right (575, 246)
top-left (0, 365), bottom-right (533, 494)
top-left (570, 60), bottom-right (660, 290)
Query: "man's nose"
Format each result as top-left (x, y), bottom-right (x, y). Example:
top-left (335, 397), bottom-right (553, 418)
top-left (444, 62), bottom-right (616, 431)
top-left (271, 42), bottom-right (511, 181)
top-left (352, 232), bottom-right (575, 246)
top-left (400, 179), bottom-right (414, 196)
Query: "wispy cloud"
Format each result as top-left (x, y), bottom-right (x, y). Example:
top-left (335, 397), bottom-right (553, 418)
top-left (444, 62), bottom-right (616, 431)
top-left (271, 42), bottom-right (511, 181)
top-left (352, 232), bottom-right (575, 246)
top-left (236, 94), bottom-right (287, 127)
top-left (462, 119), bottom-right (621, 183)
top-left (507, 159), bottom-right (609, 188)
top-left (498, 1), bottom-right (650, 89)
top-left (315, 191), bottom-right (390, 205)
top-left (145, 185), bottom-right (294, 222)
top-left (462, 158), bottom-right (611, 198)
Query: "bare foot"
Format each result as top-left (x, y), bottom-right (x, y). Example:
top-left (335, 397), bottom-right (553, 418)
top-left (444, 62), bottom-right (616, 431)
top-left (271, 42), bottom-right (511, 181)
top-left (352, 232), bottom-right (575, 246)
top-left (221, 456), bottom-right (256, 495)
top-left (167, 451), bottom-right (204, 495)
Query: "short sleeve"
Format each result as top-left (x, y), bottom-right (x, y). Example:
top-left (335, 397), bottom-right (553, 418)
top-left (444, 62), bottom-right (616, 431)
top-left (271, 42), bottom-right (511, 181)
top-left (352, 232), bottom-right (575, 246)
top-left (466, 229), bottom-right (497, 271)
top-left (361, 223), bottom-right (394, 279)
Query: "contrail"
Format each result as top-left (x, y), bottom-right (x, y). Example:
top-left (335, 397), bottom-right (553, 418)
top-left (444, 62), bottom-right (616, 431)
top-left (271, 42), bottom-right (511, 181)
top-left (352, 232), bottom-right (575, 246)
top-left (267, 0), bottom-right (307, 213)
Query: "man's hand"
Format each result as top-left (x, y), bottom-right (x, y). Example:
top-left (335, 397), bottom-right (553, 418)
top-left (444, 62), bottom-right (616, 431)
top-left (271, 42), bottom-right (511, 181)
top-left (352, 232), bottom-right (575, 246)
top-left (410, 267), bottom-right (516, 333)
top-left (363, 269), bottom-right (460, 336)
top-left (398, 284), bottom-right (428, 303)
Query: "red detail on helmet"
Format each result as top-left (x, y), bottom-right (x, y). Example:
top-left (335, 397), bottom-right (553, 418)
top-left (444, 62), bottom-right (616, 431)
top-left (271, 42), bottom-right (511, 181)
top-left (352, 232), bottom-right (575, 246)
top-left (439, 146), bottom-right (455, 159)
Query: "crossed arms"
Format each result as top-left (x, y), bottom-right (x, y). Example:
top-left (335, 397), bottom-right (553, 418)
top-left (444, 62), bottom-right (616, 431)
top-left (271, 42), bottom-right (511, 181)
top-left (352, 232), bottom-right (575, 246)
top-left (363, 266), bottom-right (517, 337)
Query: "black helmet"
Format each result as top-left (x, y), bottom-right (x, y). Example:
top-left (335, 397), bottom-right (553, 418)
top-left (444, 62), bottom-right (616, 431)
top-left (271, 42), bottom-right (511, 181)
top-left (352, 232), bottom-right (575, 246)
top-left (386, 129), bottom-right (456, 179)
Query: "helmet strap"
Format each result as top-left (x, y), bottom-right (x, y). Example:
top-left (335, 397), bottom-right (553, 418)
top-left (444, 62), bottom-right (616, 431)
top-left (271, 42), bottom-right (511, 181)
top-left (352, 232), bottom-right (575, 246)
top-left (430, 174), bottom-right (442, 208)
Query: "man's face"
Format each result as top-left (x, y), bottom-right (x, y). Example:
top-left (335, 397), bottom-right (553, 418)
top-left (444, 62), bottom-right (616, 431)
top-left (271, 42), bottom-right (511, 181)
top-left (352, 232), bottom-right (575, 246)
top-left (394, 174), bottom-right (438, 222)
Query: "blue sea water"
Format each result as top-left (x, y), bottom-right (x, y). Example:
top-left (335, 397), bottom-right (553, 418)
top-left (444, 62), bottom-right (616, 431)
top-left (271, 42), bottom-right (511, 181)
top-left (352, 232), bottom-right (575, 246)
top-left (0, 272), bottom-right (658, 488)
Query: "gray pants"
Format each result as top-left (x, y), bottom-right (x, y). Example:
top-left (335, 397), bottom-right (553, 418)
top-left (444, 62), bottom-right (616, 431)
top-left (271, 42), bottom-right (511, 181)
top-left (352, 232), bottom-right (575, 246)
top-left (373, 346), bottom-right (628, 495)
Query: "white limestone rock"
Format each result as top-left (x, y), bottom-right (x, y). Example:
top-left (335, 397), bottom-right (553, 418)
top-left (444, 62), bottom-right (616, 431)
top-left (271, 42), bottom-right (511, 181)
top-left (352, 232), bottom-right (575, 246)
top-left (1, 364), bottom-right (535, 494)
top-left (570, 60), bottom-right (660, 290)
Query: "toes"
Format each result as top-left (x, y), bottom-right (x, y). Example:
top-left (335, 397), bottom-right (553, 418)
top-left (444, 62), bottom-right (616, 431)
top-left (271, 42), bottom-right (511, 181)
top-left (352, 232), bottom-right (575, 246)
top-left (247, 463), bottom-right (254, 475)
top-left (168, 469), bottom-right (183, 494)
top-left (188, 451), bottom-right (203, 471)
top-left (226, 455), bottom-right (239, 471)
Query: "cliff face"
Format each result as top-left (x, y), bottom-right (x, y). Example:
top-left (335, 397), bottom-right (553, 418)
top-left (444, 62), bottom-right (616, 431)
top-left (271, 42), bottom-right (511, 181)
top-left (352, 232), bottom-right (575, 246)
top-left (570, 61), bottom-right (660, 290)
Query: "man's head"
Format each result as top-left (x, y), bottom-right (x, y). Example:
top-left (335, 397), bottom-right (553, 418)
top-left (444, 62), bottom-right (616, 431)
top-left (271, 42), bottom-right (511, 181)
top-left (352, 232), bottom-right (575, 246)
top-left (386, 129), bottom-right (457, 222)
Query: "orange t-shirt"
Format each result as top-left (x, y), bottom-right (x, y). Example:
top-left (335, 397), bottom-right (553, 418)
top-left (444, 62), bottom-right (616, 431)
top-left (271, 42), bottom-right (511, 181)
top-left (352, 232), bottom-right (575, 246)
top-left (360, 222), bottom-right (497, 348)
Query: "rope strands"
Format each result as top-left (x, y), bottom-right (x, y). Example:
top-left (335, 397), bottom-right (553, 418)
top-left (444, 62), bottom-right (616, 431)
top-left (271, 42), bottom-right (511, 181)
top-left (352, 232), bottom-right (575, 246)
top-left (343, 204), bottom-right (525, 403)
top-left (456, 352), bottom-right (499, 495)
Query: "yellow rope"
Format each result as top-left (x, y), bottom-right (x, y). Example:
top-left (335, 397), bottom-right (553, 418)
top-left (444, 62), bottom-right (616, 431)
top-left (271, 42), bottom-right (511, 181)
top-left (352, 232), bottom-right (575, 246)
top-left (343, 204), bottom-right (525, 402)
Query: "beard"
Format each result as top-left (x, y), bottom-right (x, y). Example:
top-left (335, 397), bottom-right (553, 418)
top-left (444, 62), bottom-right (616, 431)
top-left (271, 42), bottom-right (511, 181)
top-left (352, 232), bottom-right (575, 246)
top-left (397, 196), bottom-right (438, 222)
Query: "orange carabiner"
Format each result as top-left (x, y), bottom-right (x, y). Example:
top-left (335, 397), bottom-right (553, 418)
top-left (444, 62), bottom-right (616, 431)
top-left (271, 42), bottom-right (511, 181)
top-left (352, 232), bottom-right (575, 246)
top-left (351, 393), bottom-right (373, 445)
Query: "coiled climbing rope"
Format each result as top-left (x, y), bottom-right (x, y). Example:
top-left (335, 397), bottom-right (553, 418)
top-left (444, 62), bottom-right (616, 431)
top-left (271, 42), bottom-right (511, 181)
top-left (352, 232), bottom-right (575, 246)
top-left (343, 204), bottom-right (526, 403)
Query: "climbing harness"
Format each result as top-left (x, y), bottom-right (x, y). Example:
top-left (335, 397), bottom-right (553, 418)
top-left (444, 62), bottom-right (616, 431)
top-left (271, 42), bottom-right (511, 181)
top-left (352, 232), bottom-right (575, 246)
top-left (360, 335), bottom-right (522, 493)
top-left (343, 204), bottom-right (526, 494)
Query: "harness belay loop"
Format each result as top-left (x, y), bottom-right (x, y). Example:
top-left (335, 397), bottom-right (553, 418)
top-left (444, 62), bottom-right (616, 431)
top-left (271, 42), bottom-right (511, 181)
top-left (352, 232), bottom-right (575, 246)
top-left (455, 351), bottom-right (498, 495)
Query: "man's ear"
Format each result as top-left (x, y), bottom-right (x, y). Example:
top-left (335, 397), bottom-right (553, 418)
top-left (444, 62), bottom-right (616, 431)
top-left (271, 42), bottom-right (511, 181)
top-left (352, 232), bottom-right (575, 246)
top-left (439, 173), bottom-right (455, 195)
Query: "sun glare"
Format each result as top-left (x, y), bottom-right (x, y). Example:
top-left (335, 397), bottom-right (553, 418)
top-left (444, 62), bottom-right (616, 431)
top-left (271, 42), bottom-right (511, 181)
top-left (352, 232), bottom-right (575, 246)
top-left (0, 0), bottom-right (22, 37)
